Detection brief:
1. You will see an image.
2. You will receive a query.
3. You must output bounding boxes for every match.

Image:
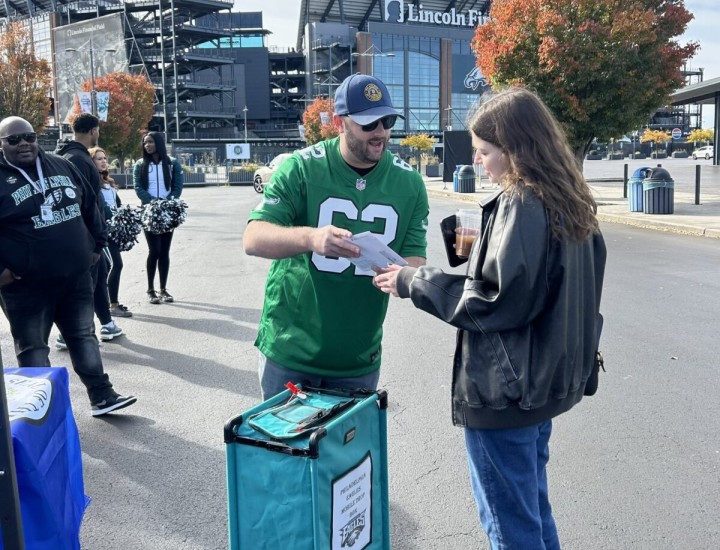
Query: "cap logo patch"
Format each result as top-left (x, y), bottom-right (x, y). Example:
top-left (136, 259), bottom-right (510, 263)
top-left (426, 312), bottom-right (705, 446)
top-left (364, 84), bottom-right (383, 102)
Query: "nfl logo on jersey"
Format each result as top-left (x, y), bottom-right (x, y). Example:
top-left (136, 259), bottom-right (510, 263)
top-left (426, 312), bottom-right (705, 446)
top-left (356, 178), bottom-right (366, 191)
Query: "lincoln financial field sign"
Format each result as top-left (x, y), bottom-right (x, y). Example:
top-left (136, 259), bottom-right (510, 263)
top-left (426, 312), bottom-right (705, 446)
top-left (384, 0), bottom-right (486, 27)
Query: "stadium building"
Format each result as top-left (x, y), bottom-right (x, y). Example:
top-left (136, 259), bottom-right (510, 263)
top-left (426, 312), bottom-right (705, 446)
top-left (0, 0), bottom-right (707, 164)
top-left (1, 0), bottom-right (491, 159)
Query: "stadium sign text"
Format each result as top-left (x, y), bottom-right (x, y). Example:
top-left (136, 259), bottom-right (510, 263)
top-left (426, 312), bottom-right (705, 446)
top-left (385, 1), bottom-right (484, 27)
top-left (407, 6), bottom-right (484, 27)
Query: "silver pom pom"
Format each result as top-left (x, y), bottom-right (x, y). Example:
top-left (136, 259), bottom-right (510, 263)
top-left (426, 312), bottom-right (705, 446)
top-left (108, 205), bottom-right (143, 251)
top-left (141, 198), bottom-right (188, 235)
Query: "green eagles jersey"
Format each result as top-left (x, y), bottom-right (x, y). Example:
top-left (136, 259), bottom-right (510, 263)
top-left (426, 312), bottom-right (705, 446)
top-left (248, 137), bottom-right (429, 377)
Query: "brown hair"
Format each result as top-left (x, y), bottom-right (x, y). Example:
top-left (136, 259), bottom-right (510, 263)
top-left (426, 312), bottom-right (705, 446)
top-left (88, 146), bottom-right (117, 189)
top-left (468, 87), bottom-right (598, 242)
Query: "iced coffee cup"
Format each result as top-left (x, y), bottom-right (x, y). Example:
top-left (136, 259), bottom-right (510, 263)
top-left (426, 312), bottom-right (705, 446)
top-left (455, 209), bottom-right (482, 259)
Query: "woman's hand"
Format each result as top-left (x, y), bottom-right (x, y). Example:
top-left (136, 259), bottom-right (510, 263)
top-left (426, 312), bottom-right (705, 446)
top-left (373, 264), bottom-right (404, 297)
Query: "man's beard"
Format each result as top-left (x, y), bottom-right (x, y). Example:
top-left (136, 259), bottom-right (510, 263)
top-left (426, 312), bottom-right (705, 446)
top-left (344, 129), bottom-right (387, 165)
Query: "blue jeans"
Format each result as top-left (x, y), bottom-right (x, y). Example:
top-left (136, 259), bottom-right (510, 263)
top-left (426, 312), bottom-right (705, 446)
top-left (464, 420), bottom-right (560, 550)
top-left (0, 272), bottom-right (114, 403)
top-left (258, 352), bottom-right (380, 400)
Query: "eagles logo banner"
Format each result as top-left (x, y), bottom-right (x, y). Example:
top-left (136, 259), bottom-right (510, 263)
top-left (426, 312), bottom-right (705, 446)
top-left (1, 368), bottom-right (89, 550)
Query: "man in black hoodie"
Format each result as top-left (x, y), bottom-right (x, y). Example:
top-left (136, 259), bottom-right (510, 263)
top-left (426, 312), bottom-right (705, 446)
top-left (0, 116), bottom-right (136, 416)
top-left (55, 113), bottom-right (123, 345)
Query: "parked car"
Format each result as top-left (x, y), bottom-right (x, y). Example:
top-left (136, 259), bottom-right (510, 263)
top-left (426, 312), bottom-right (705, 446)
top-left (692, 145), bottom-right (714, 160)
top-left (253, 153), bottom-right (294, 193)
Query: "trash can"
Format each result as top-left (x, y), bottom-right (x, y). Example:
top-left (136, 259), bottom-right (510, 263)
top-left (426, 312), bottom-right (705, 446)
top-left (452, 165), bottom-right (462, 192)
top-left (642, 167), bottom-right (674, 214)
top-left (456, 165), bottom-right (476, 193)
top-left (628, 166), bottom-right (651, 212)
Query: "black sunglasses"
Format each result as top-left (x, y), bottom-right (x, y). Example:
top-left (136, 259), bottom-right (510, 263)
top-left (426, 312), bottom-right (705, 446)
top-left (347, 116), bottom-right (397, 132)
top-left (1, 133), bottom-right (37, 145)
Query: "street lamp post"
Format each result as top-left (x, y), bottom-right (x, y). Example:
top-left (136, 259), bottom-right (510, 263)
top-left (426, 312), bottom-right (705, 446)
top-left (243, 106), bottom-right (248, 143)
top-left (0, 352), bottom-right (25, 550)
top-left (632, 130), bottom-right (639, 157)
top-left (444, 105), bottom-right (453, 131)
top-left (88, 49), bottom-right (97, 116)
top-left (65, 47), bottom-right (116, 117)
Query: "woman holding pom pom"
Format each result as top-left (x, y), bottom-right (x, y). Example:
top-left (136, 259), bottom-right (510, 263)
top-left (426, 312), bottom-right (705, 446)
top-left (90, 146), bottom-right (133, 317)
top-left (133, 132), bottom-right (184, 304)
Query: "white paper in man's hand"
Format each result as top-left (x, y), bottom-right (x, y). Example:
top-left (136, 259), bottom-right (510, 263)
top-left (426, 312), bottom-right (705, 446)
top-left (348, 232), bottom-right (407, 271)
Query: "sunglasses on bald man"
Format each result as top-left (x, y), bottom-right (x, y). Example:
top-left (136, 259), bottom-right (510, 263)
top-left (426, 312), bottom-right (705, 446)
top-left (1, 133), bottom-right (38, 145)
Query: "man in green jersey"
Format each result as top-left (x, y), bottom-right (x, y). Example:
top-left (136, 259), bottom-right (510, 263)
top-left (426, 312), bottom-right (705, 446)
top-left (244, 73), bottom-right (429, 399)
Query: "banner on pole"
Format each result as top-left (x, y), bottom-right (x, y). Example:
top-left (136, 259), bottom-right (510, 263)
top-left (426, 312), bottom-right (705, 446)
top-left (77, 92), bottom-right (92, 114)
top-left (96, 92), bottom-right (110, 121)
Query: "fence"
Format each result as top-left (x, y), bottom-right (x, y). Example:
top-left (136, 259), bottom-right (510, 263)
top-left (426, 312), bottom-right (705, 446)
top-left (110, 165), bottom-right (255, 188)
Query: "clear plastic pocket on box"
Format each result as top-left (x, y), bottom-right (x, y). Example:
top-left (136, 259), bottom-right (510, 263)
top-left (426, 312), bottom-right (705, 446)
top-left (247, 391), bottom-right (356, 439)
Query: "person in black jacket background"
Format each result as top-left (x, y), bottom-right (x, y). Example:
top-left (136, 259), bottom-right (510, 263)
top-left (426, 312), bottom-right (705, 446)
top-left (55, 113), bottom-right (123, 343)
top-left (0, 116), bottom-right (135, 416)
top-left (374, 88), bottom-right (606, 550)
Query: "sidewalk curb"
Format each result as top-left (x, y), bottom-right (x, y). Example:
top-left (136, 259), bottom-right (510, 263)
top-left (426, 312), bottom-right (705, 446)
top-left (425, 187), bottom-right (720, 239)
top-left (425, 187), bottom-right (486, 205)
top-left (595, 213), bottom-right (711, 237)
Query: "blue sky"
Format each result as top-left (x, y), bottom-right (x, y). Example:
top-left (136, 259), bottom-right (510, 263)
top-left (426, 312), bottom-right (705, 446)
top-left (238, 0), bottom-right (718, 127)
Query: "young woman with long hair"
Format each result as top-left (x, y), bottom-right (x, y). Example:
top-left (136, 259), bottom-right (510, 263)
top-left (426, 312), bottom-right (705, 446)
top-left (374, 87), bottom-right (606, 550)
top-left (132, 132), bottom-right (183, 304)
top-left (89, 146), bottom-right (132, 318)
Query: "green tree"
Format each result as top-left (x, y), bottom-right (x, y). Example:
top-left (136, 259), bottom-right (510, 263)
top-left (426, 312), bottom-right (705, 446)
top-left (472, 0), bottom-right (698, 160)
top-left (302, 98), bottom-right (338, 145)
top-left (0, 22), bottom-right (52, 130)
top-left (69, 72), bottom-right (155, 169)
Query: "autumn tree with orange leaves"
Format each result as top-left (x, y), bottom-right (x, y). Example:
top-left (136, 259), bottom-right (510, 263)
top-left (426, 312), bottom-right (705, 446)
top-left (69, 72), bottom-right (155, 167)
top-left (0, 22), bottom-right (52, 131)
top-left (472, 0), bottom-right (698, 159)
top-left (302, 97), bottom-right (339, 145)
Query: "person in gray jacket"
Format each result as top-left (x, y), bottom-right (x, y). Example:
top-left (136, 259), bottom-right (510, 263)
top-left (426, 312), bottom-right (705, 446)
top-left (374, 87), bottom-right (606, 550)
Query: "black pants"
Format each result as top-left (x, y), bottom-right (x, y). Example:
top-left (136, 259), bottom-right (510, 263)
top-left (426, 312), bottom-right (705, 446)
top-left (0, 272), bottom-right (114, 403)
top-left (144, 230), bottom-right (174, 290)
top-left (107, 242), bottom-right (124, 304)
top-left (92, 250), bottom-right (112, 325)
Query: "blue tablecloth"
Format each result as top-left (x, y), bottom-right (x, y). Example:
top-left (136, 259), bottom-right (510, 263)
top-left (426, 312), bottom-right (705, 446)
top-left (1, 367), bottom-right (89, 550)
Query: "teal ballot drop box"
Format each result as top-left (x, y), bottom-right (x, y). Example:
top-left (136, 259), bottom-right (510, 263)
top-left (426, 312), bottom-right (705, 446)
top-left (224, 386), bottom-right (390, 550)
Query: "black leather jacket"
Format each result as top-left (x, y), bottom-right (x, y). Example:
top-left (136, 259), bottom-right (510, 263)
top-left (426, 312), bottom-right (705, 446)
top-left (396, 189), bottom-right (606, 429)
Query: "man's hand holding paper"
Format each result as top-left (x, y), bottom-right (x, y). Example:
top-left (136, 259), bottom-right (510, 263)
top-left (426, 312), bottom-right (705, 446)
top-left (347, 231), bottom-right (407, 272)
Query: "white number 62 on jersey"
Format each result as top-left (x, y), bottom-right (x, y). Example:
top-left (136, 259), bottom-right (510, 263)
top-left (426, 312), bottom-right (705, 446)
top-left (312, 197), bottom-right (399, 277)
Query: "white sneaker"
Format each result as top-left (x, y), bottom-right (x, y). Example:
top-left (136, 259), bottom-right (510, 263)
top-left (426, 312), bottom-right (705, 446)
top-left (99, 321), bottom-right (123, 341)
top-left (56, 335), bottom-right (68, 350)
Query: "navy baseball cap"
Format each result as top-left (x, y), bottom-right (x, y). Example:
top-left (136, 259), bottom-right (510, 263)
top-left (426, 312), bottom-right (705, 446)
top-left (334, 73), bottom-right (404, 125)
